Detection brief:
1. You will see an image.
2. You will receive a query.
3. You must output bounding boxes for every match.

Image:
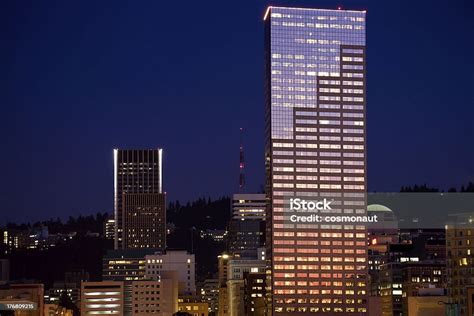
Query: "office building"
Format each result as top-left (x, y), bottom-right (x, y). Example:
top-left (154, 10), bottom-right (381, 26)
top-left (446, 213), bottom-right (474, 316)
top-left (231, 194), bottom-right (266, 220)
top-left (227, 279), bottom-right (245, 316)
top-left (406, 295), bottom-right (446, 316)
top-left (264, 6), bottom-right (367, 314)
top-left (217, 254), bottom-right (230, 316)
top-left (178, 297), bottom-right (209, 316)
top-left (145, 250), bottom-right (196, 296)
top-left (367, 204), bottom-right (398, 296)
top-left (244, 272), bottom-right (266, 316)
top-left (379, 261), bottom-right (445, 316)
top-left (131, 274), bottom-right (178, 316)
top-left (227, 256), bottom-right (266, 316)
top-left (80, 281), bottom-right (124, 316)
top-left (200, 229), bottom-right (227, 243)
top-left (228, 194), bottom-right (266, 256)
top-left (114, 149), bottom-right (166, 250)
top-left (217, 251), bottom-right (266, 316)
top-left (467, 286), bottom-right (474, 316)
top-left (200, 278), bottom-right (219, 314)
top-left (102, 249), bottom-right (156, 282)
top-left (104, 217), bottom-right (116, 240)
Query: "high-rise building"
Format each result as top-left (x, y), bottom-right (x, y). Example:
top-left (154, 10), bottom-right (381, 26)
top-left (217, 254), bottom-right (230, 316)
top-left (231, 194), bottom-right (266, 221)
top-left (228, 194), bottom-right (266, 257)
top-left (113, 149), bottom-right (166, 250)
top-left (264, 6), bottom-right (367, 314)
top-left (446, 213), bottom-right (474, 316)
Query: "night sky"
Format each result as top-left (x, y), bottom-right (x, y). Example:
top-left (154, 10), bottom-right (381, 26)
top-left (1, 0), bottom-right (473, 224)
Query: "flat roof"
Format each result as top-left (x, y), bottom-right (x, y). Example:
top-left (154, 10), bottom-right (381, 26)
top-left (264, 6), bottom-right (366, 21)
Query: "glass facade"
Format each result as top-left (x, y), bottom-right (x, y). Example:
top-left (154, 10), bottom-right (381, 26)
top-left (264, 7), bottom-right (368, 315)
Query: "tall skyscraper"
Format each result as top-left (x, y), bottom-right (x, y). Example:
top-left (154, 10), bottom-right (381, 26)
top-left (446, 213), bottom-right (474, 316)
top-left (264, 6), bottom-right (367, 314)
top-left (113, 149), bottom-right (166, 250)
top-left (228, 194), bottom-right (266, 256)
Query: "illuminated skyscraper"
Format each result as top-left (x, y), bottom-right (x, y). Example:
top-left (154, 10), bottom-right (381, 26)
top-left (264, 6), bottom-right (368, 314)
top-left (113, 149), bottom-right (165, 250)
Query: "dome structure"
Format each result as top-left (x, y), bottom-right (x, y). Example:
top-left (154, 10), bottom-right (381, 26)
top-left (367, 203), bottom-right (398, 231)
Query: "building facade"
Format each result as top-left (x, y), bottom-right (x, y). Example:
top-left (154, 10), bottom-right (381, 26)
top-left (264, 6), bottom-right (367, 315)
top-left (80, 281), bottom-right (124, 316)
top-left (131, 277), bottom-right (178, 316)
top-left (231, 194), bottom-right (266, 221)
top-left (145, 250), bottom-right (196, 296)
top-left (446, 213), bottom-right (474, 316)
top-left (114, 149), bottom-right (166, 250)
top-left (228, 194), bottom-right (266, 256)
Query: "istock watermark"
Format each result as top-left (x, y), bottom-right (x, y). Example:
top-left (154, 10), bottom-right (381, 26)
top-left (0, 301), bottom-right (37, 311)
top-left (288, 198), bottom-right (378, 224)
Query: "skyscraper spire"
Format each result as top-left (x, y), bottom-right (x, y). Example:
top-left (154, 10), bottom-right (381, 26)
top-left (239, 127), bottom-right (245, 193)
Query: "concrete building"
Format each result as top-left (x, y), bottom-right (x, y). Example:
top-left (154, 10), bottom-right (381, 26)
top-left (177, 297), bottom-right (209, 316)
top-left (227, 280), bottom-right (244, 316)
top-left (467, 286), bottom-right (474, 316)
top-left (131, 274), bottom-right (178, 316)
top-left (217, 254), bottom-right (230, 316)
top-left (217, 251), bottom-right (266, 316)
top-left (145, 250), bottom-right (196, 295)
top-left (446, 212), bottom-right (474, 316)
top-left (80, 281), bottom-right (124, 316)
top-left (407, 295), bottom-right (446, 316)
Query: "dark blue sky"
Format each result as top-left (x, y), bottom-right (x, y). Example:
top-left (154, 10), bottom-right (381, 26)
top-left (1, 0), bottom-right (473, 223)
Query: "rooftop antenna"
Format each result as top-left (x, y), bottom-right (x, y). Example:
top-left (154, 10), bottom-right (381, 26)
top-left (239, 128), bottom-right (245, 193)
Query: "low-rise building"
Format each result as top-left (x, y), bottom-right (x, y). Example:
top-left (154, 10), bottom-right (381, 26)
top-left (145, 250), bottom-right (195, 296)
top-left (80, 281), bottom-right (124, 316)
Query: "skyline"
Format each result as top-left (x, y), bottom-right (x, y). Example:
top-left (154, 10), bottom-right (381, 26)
top-left (1, 0), bottom-right (474, 224)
